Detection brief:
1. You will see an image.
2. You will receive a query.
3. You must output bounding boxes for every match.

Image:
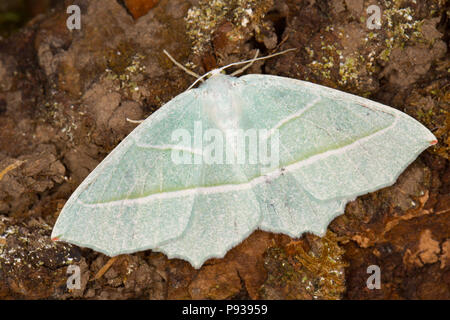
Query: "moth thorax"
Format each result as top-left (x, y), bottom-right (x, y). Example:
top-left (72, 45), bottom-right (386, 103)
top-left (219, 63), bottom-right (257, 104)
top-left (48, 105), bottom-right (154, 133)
top-left (203, 92), bottom-right (242, 131)
top-left (201, 76), bottom-right (242, 130)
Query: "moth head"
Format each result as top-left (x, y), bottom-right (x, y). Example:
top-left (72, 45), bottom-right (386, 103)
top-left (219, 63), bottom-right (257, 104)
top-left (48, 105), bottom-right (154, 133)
top-left (163, 48), bottom-right (297, 90)
top-left (208, 68), bottom-right (226, 78)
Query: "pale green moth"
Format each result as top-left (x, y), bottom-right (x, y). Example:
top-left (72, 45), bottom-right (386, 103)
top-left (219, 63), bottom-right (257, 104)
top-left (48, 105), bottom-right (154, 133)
top-left (52, 50), bottom-right (437, 269)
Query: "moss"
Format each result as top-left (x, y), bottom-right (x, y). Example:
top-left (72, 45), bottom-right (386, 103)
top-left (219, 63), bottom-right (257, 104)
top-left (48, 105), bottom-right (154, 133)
top-left (338, 57), bottom-right (359, 86)
top-left (104, 43), bottom-right (146, 94)
top-left (185, 0), bottom-right (273, 54)
top-left (306, 42), bottom-right (338, 83)
top-left (416, 108), bottom-right (435, 124)
top-left (290, 232), bottom-right (347, 300)
top-left (260, 231), bottom-right (347, 299)
top-left (423, 88), bottom-right (450, 159)
top-left (306, 0), bottom-right (442, 93)
top-left (105, 42), bottom-right (136, 75)
top-left (406, 79), bottom-right (449, 159)
top-left (433, 110), bottom-right (450, 159)
top-left (379, 48), bottom-right (391, 62)
top-left (0, 0), bottom-right (31, 38)
top-left (379, 2), bottom-right (424, 55)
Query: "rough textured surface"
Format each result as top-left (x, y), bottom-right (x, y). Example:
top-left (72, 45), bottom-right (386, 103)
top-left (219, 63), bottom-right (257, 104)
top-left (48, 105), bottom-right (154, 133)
top-left (0, 0), bottom-right (448, 299)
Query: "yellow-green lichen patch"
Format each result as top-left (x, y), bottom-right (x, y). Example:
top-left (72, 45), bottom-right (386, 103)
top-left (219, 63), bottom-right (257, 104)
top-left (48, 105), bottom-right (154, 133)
top-left (104, 43), bottom-right (146, 95)
top-left (302, 24), bottom-right (377, 94)
top-left (405, 79), bottom-right (450, 159)
top-left (306, 42), bottom-right (337, 82)
top-left (375, 0), bottom-right (426, 62)
top-left (305, 0), bottom-right (444, 94)
top-left (185, 0), bottom-right (273, 55)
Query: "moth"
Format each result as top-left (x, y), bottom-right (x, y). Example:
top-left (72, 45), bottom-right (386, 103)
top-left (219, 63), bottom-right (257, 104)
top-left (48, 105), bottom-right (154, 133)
top-left (52, 50), bottom-right (436, 268)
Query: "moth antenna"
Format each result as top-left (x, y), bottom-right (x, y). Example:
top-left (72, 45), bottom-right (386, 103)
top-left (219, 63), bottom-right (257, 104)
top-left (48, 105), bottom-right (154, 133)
top-left (186, 70), bottom-right (214, 90)
top-left (163, 49), bottom-right (203, 80)
top-left (230, 50), bottom-right (260, 76)
top-left (186, 48), bottom-right (297, 90)
top-left (221, 48), bottom-right (297, 74)
top-left (173, 48), bottom-right (297, 91)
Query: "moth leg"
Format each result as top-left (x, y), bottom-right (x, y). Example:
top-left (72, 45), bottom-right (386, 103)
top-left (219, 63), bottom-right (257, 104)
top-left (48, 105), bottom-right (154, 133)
top-left (126, 118), bottom-right (144, 124)
top-left (230, 50), bottom-right (259, 76)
